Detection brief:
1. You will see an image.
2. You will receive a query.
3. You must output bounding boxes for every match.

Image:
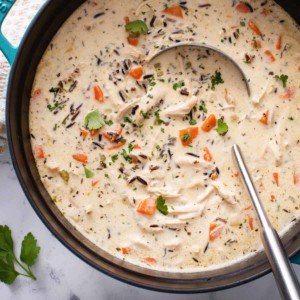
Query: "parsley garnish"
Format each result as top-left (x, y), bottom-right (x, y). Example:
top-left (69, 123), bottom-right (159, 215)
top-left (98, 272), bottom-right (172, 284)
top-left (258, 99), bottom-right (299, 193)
top-left (173, 80), bottom-right (185, 91)
top-left (274, 74), bottom-right (288, 88)
top-left (154, 110), bottom-right (165, 125)
top-left (111, 154), bottom-right (118, 162)
top-left (288, 116), bottom-right (294, 121)
top-left (128, 143), bottom-right (134, 153)
top-left (240, 21), bottom-right (246, 27)
top-left (189, 119), bottom-right (197, 125)
top-left (121, 149), bottom-right (132, 163)
top-left (125, 20), bottom-right (148, 36)
top-left (210, 71), bottom-right (224, 90)
top-left (199, 103), bottom-right (208, 113)
top-left (182, 132), bottom-right (191, 142)
top-left (123, 116), bottom-right (133, 123)
top-left (215, 118), bottom-right (229, 136)
top-left (84, 110), bottom-right (106, 130)
top-left (0, 225), bottom-right (40, 284)
top-left (156, 196), bottom-right (168, 215)
top-left (140, 110), bottom-right (150, 119)
top-left (105, 119), bottom-right (114, 126)
top-left (84, 166), bottom-right (94, 178)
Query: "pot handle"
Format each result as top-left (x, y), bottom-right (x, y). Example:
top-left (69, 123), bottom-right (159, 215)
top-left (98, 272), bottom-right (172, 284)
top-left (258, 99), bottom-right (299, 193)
top-left (0, 0), bottom-right (17, 65)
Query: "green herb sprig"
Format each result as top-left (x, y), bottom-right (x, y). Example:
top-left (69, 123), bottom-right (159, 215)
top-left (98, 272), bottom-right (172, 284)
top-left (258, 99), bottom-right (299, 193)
top-left (274, 74), bottom-right (288, 88)
top-left (156, 196), bottom-right (168, 215)
top-left (210, 71), bottom-right (224, 90)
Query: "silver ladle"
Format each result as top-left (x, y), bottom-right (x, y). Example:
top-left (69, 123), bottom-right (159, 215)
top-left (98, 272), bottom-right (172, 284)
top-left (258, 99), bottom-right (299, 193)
top-left (150, 44), bottom-right (299, 299)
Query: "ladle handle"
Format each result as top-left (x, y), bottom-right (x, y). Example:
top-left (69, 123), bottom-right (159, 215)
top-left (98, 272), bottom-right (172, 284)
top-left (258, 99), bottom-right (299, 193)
top-left (232, 144), bottom-right (300, 300)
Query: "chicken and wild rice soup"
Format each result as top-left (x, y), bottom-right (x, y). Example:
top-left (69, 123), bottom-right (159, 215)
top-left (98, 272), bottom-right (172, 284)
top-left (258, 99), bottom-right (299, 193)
top-left (29, 0), bottom-right (300, 271)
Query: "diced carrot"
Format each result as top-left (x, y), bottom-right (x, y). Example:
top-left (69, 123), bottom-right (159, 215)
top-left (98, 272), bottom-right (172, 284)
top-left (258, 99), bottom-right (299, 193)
top-left (133, 144), bottom-right (141, 150)
top-left (248, 19), bottom-right (261, 36)
top-left (248, 216), bottom-right (254, 230)
top-left (244, 206), bottom-right (251, 211)
top-left (273, 172), bottom-right (279, 186)
top-left (276, 34), bottom-right (282, 50)
top-left (163, 5), bottom-right (183, 18)
top-left (107, 141), bottom-right (126, 150)
top-left (129, 66), bottom-right (143, 80)
top-left (203, 147), bottom-right (213, 162)
top-left (80, 128), bottom-right (88, 140)
top-left (179, 127), bottom-right (199, 146)
top-left (72, 153), bottom-right (88, 163)
top-left (260, 8), bottom-right (269, 16)
top-left (137, 198), bottom-right (157, 215)
top-left (280, 86), bottom-right (296, 100)
top-left (235, 2), bottom-right (251, 13)
top-left (258, 180), bottom-right (264, 190)
top-left (91, 180), bottom-right (99, 187)
top-left (233, 171), bottom-right (239, 177)
top-left (251, 39), bottom-right (262, 49)
top-left (117, 127), bottom-right (123, 135)
top-left (264, 50), bottom-right (276, 63)
top-left (90, 129), bottom-right (99, 137)
top-left (124, 16), bottom-right (130, 25)
top-left (145, 257), bottom-right (157, 263)
top-left (32, 89), bottom-right (42, 98)
top-left (131, 155), bottom-right (139, 164)
top-left (271, 194), bottom-right (276, 202)
top-left (127, 37), bottom-right (139, 46)
top-left (209, 223), bottom-right (223, 241)
top-left (93, 84), bottom-right (104, 102)
top-left (201, 114), bottom-right (217, 132)
top-left (259, 110), bottom-right (269, 125)
top-left (122, 247), bottom-right (129, 255)
top-left (211, 173), bottom-right (218, 180)
top-left (34, 145), bottom-right (45, 159)
top-left (293, 172), bottom-right (299, 185)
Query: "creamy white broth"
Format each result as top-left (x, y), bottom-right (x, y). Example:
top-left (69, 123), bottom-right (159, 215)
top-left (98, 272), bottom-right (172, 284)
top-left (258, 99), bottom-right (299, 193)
top-left (29, 0), bottom-right (300, 271)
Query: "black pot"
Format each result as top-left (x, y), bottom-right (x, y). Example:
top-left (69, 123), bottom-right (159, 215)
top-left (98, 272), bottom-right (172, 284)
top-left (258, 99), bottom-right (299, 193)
top-left (1, 0), bottom-right (299, 293)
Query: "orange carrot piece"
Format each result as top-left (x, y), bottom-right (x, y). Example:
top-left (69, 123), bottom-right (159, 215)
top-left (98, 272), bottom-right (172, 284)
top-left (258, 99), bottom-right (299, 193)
top-left (259, 110), bottom-right (269, 125)
top-left (203, 147), bottom-right (213, 162)
top-left (124, 16), bottom-right (130, 25)
top-left (179, 127), bottom-right (199, 146)
top-left (201, 114), bottom-right (217, 132)
top-left (163, 5), bottom-right (183, 18)
top-left (145, 257), bottom-right (157, 263)
top-left (264, 50), bottom-right (276, 63)
top-left (248, 216), bottom-right (254, 230)
top-left (258, 180), bottom-right (264, 190)
top-left (235, 2), bottom-right (251, 13)
top-left (137, 198), bottom-right (157, 215)
top-left (276, 34), bottom-right (282, 50)
top-left (233, 171), bottom-right (239, 177)
top-left (273, 172), bottom-right (279, 186)
top-left (271, 194), bottom-right (276, 202)
top-left (209, 223), bottom-right (223, 241)
top-left (122, 248), bottom-right (129, 255)
top-left (34, 145), bottom-right (45, 159)
top-left (89, 129), bottom-right (99, 137)
top-left (131, 155), bottom-right (138, 164)
top-left (280, 86), bottom-right (296, 100)
top-left (91, 180), bottom-right (99, 187)
top-left (293, 172), bottom-right (299, 185)
top-left (107, 141), bottom-right (126, 150)
top-left (127, 37), bottom-right (139, 46)
top-left (93, 85), bottom-right (104, 102)
top-left (133, 144), bottom-right (141, 150)
top-left (80, 128), bottom-right (88, 140)
top-left (72, 154), bottom-right (88, 164)
top-left (32, 89), bottom-right (42, 98)
top-left (129, 66), bottom-right (143, 80)
top-left (211, 173), bottom-right (218, 180)
top-left (248, 19), bottom-right (261, 36)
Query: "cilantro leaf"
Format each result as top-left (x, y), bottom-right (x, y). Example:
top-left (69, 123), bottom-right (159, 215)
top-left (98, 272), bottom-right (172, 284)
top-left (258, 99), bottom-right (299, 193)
top-left (20, 233), bottom-right (40, 267)
top-left (125, 20), bottom-right (148, 36)
top-left (0, 259), bottom-right (18, 284)
top-left (274, 74), bottom-right (288, 88)
top-left (0, 225), bottom-right (14, 257)
top-left (156, 196), bottom-right (168, 215)
top-left (84, 110), bottom-right (106, 130)
top-left (84, 166), bottom-right (94, 178)
top-left (215, 118), bottom-right (229, 136)
top-left (211, 71), bottom-right (224, 90)
top-left (173, 80), bottom-right (185, 91)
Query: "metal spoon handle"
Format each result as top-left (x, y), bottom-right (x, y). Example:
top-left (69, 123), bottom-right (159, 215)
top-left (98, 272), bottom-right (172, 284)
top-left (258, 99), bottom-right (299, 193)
top-left (232, 144), bottom-right (300, 300)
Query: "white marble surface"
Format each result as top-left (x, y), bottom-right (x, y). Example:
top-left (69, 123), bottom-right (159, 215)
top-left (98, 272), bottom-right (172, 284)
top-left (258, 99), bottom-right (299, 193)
top-left (0, 150), bottom-right (299, 299)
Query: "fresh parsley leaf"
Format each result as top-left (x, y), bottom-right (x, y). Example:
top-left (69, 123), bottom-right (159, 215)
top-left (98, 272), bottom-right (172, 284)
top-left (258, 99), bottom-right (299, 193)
top-left (189, 119), bottom-right (197, 125)
top-left (49, 87), bottom-right (59, 94)
top-left (125, 20), bottom-right (148, 36)
top-left (128, 144), bottom-right (134, 153)
top-left (173, 80), bottom-right (185, 91)
top-left (123, 116), bottom-right (133, 123)
top-left (111, 154), bottom-right (118, 162)
top-left (84, 166), bottom-right (94, 178)
top-left (240, 21), bottom-right (246, 27)
top-left (211, 71), bottom-right (224, 90)
top-left (182, 132), bottom-right (191, 142)
top-left (154, 110), bottom-right (165, 125)
top-left (121, 149), bottom-right (132, 163)
top-left (274, 74), bottom-right (288, 88)
top-left (156, 196), bottom-right (168, 215)
top-left (0, 225), bottom-right (39, 284)
top-left (215, 118), bottom-right (229, 136)
top-left (199, 103), bottom-right (208, 113)
top-left (105, 119), bottom-right (114, 126)
top-left (140, 110), bottom-right (150, 119)
top-left (84, 110), bottom-right (106, 130)
top-left (20, 233), bottom-right (40, 267)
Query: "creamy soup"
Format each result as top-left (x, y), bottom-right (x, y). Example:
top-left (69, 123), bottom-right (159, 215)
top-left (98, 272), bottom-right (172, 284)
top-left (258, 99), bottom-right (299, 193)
top-left (29, 0), bottom-right (300, 272)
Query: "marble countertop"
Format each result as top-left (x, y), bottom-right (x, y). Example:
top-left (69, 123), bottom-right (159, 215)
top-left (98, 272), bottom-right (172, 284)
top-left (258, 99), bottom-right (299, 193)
top-left (0, 150), bottom-right (299, 299)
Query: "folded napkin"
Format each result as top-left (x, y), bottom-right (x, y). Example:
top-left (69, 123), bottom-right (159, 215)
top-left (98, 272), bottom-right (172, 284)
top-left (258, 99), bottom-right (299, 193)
top-left (0, 0), bottom-right (45, 153)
